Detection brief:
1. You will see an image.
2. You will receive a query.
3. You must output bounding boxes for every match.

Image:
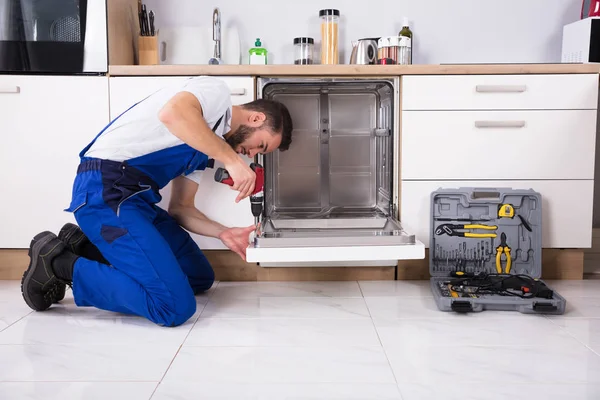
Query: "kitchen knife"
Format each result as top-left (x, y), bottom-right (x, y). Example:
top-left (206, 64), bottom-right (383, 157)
top-left (149, 10), bottom-right (155, 36)
top-left (139, 11), bottom-right (145, 36)
top-left (142, 4), bottom-right (149, 36)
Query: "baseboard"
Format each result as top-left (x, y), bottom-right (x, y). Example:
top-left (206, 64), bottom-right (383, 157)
top-left (0, 249), bottom-right (395, 281)
top-left (1, 248), bottom-right (583, 280)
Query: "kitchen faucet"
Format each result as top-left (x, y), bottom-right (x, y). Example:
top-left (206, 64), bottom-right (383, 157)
top-left (208, 7), bottom-right (222, 64)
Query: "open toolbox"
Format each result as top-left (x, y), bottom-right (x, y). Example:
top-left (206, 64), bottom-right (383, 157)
top-left (429, 187), bottom-right (566, 314)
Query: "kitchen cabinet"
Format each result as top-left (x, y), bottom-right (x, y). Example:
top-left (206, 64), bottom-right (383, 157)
top-left (0, 75), bottom-right (110, 248)
top-left (401, 109), bottom-right (597, 180)
top-left (109, 76), bottom-right (256, 250)
top-left (401, 74), bottom-right (599, 110)
top-left (400, 73), bottom-right (598, 251)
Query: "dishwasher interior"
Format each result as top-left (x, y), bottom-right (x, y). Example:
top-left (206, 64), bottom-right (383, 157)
top-left (255, 78), bottom-right (416, 249)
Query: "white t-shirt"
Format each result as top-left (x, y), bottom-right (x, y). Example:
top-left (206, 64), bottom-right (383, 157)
top-left (84, 76), bottom-right (232, 184)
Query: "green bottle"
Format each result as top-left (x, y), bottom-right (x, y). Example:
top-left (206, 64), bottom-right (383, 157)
top-left (249, 38), bottom-right (268, 65)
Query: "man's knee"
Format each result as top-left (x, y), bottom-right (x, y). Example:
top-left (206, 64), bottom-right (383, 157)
top-left (169, 294), bottom-right (197, 327)
top-left (149, 291), bottom-right (197, 327)
top-left (190, 268), bottom-right (215, 294)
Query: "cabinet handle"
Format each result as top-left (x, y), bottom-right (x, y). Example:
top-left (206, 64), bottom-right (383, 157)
top-left (475, 120), bottom-right (526, 128)
top-left (229, 88), bottom-right (246, 96)
top-left (0, 86), bottom-right (20, 94)
top-left (475, 85), bottom-right (526, 93)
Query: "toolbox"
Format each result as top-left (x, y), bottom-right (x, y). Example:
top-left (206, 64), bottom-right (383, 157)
top-left (429, 187), bottom-right (567, 314)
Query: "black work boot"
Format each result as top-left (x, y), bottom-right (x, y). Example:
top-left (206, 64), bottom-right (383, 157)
top-left (54, 223), bottom-right (108, 303)
top-left (58, 223), bottom-right (108, 264)
top-left (21, 231), bottom-right (78, 311)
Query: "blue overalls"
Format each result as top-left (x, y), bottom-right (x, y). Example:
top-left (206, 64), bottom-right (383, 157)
top-left (64, 100), bottom-right (223, 327)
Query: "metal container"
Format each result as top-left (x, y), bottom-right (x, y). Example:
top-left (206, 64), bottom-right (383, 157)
top-left (349, 38), bottom-right (378, 64)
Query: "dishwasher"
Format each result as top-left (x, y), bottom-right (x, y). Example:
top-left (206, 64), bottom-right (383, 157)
top-left (246, 77), bottom-right (425, 266)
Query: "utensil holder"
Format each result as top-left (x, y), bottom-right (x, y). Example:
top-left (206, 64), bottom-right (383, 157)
top-left (138, 35), bottom-right (159, 65)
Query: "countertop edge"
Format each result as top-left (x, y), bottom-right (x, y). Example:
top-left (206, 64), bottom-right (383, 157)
top-left (108, 63), bottom-right (600, 76)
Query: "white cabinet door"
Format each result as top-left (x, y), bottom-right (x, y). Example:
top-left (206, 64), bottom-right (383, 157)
top-left (402, 74), bottom-right (599, 111)
top-left (108, 76), bottom-right (255, 250)
top-left (0, 76), bottom-right (110, 248)
top-left (401, 180), bottom-right (594, 249)
top-left (401, 109), bottom-right (597, 180)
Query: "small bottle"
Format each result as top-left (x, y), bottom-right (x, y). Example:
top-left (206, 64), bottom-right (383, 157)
top-left (249, 38), bottom-right (268, 65)
top-left (398, 17), bottom-right (412, 65)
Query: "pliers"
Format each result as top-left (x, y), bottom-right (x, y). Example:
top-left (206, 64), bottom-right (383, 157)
top-left (495, 232), bottom-right (512, 273)
top-left (434, 223), bottom-right (498, 238)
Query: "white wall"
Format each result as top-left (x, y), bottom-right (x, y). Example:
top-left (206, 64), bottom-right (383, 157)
top-left (145, 0), bottom-right (582, 64)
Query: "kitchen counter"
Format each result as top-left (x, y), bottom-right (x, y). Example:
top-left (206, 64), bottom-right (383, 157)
top-left (108, 63), bottom-right (600, 76)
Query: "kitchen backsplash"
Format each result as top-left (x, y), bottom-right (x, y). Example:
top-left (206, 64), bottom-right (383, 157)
top-left (143, 0), bottom-right (582, 65)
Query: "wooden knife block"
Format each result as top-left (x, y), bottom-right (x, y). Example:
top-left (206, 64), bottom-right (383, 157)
top-left (138, 35), bottom-right (159, 65)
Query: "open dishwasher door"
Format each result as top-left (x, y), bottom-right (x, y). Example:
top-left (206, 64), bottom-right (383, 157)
top-left (246, 77), bottom-right (425, 266)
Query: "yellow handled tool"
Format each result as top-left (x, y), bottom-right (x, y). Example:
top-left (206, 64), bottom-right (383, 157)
top-left (435, 223), bottom-right (498, 238)
top-left (495, 232), bottom-right (512, 273)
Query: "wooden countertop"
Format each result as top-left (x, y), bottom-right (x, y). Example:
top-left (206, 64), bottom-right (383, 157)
top-left (108, 63), bottom-right (600, 77)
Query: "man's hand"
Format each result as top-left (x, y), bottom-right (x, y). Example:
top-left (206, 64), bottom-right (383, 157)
top-left (224, 158), bottom-right (256, 203)
top-left (218, 225), bottom-right (256, 261)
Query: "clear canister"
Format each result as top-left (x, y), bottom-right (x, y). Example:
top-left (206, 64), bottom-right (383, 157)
top-left (294, 37), bottom-right (314, 64)
top-left (319, 9), bottom-right (340, 64)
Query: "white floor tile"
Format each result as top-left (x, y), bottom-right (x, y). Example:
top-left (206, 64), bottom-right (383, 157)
top-left (397, 383), bottom-right (600, 400)
top-left (385, 342), bottom-right (600, 384)
top-left (211, 281), bottom-right (362, 299)
top-left (0, 311), bottom-right (197, 345)
top-left (0, 344), bottom-right (178, 381)
top-left (185, 318), bottom-right (381, 347)
top-left (0, 282), bottom-right (33, 331)
top-left (153, 382), bottom-right (402, 400)
top-left (359, 280), bottom-right (432, 297)
top-left (548, 318), bottom-right (600, 354)
top-left (201, 297), bottom-right (370, 319)
top-left (163, 346), bottom-right (396, 384)
top-left (374, 316), bottom-right (575, 347)
top-left (0, 382), bottom-right (156, 400)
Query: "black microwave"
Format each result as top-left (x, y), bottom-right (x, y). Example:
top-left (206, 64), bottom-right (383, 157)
top-left (0, 0), bottom-right (108, 74)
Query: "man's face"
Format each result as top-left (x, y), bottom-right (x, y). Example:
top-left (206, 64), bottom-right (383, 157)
top-left (225, 124), bottom-right (282, 158)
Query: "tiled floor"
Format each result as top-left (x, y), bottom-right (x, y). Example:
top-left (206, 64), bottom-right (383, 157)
top-left (1, 279), bottom-right (600, 400)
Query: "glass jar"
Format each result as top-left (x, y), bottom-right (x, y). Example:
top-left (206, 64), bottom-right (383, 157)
top-left (319, 9), bottom-right (340, 64)
top-left (294, 37), bottom-right (314, 64)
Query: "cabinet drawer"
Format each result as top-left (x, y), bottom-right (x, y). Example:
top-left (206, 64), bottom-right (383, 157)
top-left (402, 74), bottom-right (599, 110)
top-left (109, 76), bottom-right (254, 119)
top-left (401, 110), bottom-right (597, 180)
top-left (400, 180), bottom-right (593, 249)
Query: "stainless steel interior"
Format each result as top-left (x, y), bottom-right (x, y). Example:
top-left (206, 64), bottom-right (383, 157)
top-left (255, 78), bottom-right (415, 248)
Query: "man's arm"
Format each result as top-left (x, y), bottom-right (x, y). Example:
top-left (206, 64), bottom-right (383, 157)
top-left (167, 175), bottom-right (228, 238)
top-left (158, 91), bottom-right (255, 201)
top-left (168, 175), bottom-right (257, 261)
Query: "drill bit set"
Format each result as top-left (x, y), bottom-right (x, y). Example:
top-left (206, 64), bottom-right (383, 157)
top-left (427, 187), bottom-right (566, 315)
top-left (432, 240), bottom-right (493, 274)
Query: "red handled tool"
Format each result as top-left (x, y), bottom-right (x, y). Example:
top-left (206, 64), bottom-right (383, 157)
top-left (214, 163), bottom-right (264, 228)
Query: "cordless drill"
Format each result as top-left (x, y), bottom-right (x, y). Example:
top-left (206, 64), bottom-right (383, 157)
top-left (214, 162), bottom-right (264, 228)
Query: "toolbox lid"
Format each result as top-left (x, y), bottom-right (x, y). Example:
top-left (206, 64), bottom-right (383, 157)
top-left (429, 187), bottom-right (542, 279)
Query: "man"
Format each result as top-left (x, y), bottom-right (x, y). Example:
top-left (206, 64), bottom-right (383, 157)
top-left (20, 76), bottom-right (293, 327)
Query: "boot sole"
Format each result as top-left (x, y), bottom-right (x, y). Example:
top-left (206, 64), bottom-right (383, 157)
top-left (21, 232), bottom-right (57, 311)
